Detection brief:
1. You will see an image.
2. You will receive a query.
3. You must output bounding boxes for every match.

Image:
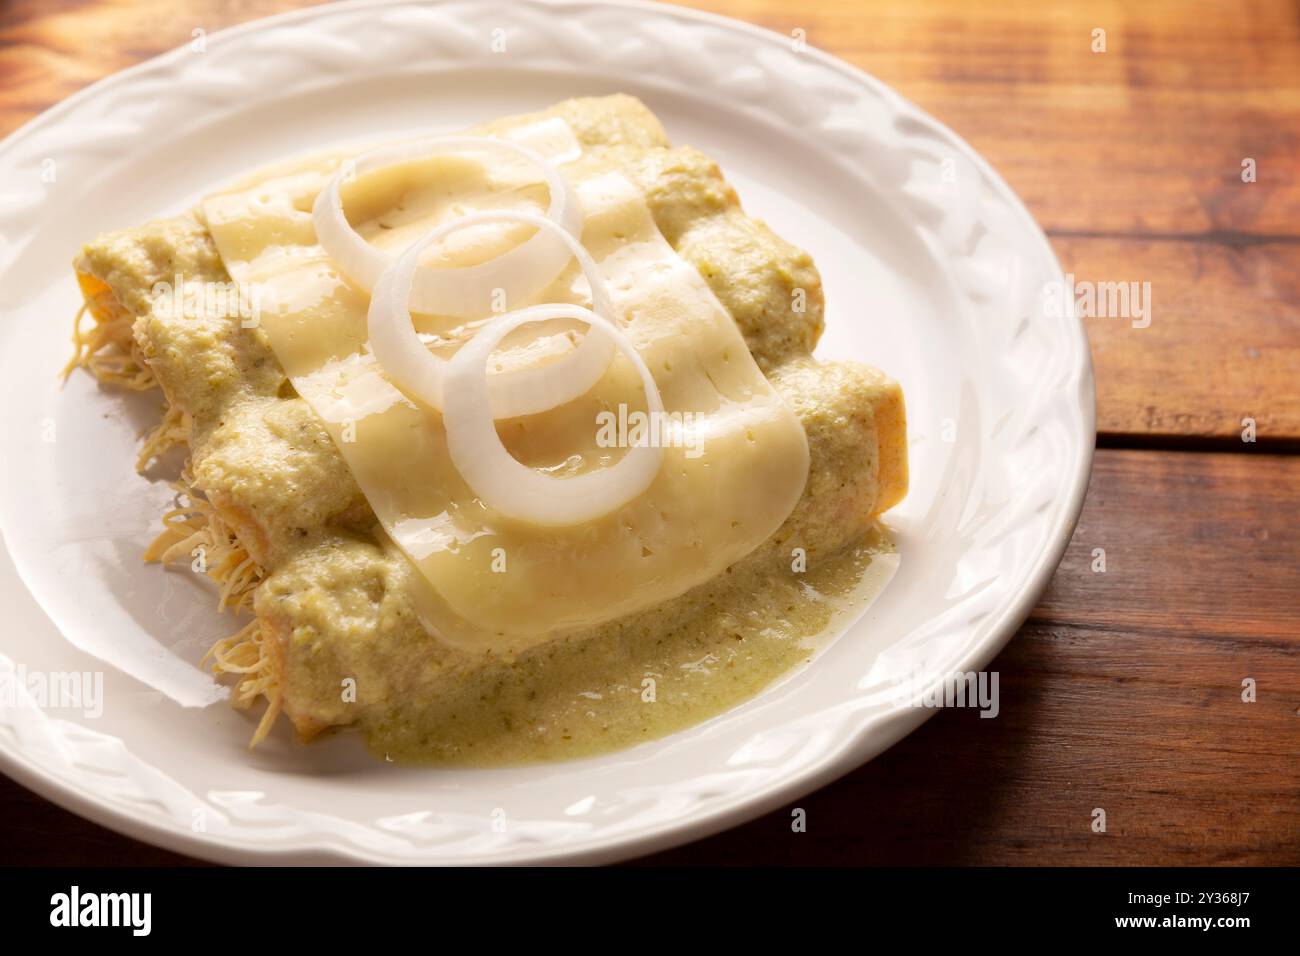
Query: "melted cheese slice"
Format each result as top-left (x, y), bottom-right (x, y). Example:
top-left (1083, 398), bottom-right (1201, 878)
top-left (200, 120), bottom-right (810, 651)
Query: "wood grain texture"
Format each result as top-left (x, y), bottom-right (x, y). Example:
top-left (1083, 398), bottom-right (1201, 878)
top-left (670, 0), bottom-right (1300, 237)
top-left (0, 0), bottom-right (1297, 866)
top-left (1067, 237), bottom-right (1300, 443)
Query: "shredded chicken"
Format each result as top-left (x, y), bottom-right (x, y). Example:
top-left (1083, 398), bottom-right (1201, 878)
top-left (63, 275), bottom-right (156, 390)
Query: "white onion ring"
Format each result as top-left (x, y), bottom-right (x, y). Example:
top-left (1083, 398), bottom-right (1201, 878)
top-left (368, 211), bottom-right (618, 418)
top-left (313, 135), bottom-right (582, 317)
top-left (443, 304), bottom-right (665, 526)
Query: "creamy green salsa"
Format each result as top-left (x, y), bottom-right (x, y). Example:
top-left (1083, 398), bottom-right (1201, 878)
top-left (363, 525), bottom-right (895, 765)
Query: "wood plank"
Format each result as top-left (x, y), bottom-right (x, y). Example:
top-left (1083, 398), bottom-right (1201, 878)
top-left (1033, 449), bottom-right (1300, 642)
top-left (1, 449), bottom-right (1295, 865)
top-left (1063, 235), bottom-right (1300, 441)
top-left (674, 0), bottom-right (1300, 238)
top-left (0, 0), bottom-right (321, 136)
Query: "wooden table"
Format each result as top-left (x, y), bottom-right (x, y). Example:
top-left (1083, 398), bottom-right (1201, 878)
top-left (2, 0), bottom-right (1296, 866)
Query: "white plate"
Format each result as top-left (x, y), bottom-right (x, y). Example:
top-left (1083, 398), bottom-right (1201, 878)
top-left (0, 0), bottom-right (1093, 865)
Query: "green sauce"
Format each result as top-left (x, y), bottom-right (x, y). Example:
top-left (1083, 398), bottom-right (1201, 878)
top-left (363, 524), bottom-right (895, 765)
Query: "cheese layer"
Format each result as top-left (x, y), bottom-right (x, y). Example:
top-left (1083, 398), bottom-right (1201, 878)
top-left (201, 122), bottom-right (810, 650)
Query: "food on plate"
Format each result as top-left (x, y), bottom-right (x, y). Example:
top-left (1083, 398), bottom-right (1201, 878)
top-left (66, 95), bottom-right (907, 764)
